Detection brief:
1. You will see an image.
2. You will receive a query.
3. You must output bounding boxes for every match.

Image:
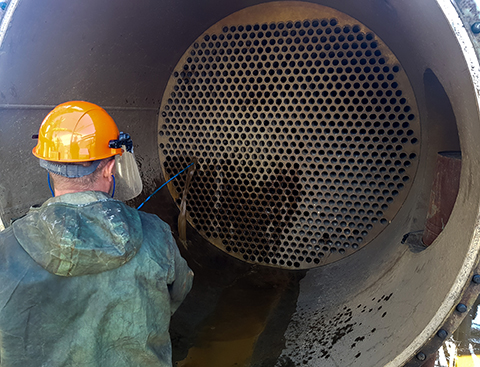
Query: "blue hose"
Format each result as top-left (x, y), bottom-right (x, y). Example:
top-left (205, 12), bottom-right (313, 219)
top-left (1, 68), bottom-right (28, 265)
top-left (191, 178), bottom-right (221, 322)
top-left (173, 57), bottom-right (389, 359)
top-left (137, 162), bottom-right (194, 210)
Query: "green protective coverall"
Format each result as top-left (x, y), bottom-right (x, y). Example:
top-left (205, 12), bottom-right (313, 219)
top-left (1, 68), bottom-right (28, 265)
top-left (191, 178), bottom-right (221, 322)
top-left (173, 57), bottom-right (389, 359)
top-left (0, 191), bottom-right (193, 367)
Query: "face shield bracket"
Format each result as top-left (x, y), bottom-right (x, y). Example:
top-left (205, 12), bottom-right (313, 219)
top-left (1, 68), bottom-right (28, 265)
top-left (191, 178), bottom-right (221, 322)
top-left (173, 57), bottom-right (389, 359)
top-left (109, 132), bottom-right (133, 153)
top-left (109, 131), bottom-right (143, 201)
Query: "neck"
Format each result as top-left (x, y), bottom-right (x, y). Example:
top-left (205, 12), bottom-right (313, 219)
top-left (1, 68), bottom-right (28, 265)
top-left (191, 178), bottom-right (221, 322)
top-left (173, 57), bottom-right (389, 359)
top-left (54, 180), bottom-right (112, 197)
top-left (54, 188), bottom-right (102, 196)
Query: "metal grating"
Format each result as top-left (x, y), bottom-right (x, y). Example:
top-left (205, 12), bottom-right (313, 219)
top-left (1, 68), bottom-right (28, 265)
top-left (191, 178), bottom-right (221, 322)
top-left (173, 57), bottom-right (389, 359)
top-left (158, 6), bottom-right (420, 269)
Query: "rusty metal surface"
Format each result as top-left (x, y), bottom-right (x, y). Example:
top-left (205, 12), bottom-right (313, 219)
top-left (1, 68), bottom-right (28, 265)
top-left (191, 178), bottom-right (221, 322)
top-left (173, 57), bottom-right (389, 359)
top-left (158, 3), bottom-right (421, 269)
top-left (2, 0), bottom-right (480, 366)
top-left (423, 152), bottom-right (462, 246)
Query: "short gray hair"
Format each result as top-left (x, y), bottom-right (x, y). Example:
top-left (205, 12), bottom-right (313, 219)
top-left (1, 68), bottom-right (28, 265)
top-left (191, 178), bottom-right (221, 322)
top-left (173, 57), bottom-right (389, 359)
top-left (49, 158), bottom-right (114, 191)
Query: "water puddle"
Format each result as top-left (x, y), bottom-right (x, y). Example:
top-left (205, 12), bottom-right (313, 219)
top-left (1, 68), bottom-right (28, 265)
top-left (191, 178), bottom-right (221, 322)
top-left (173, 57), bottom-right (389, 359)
top-left (176, 275), bottom-right (285, 367)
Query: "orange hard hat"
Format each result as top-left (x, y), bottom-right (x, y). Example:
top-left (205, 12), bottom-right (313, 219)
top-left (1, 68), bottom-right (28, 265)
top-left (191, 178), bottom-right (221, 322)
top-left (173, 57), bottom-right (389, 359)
top-left (32, 101), bottom-right (123, 162)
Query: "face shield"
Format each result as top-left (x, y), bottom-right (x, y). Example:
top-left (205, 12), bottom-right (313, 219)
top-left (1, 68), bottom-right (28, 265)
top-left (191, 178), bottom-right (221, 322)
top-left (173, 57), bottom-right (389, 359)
top-left (109, 133), bottom-right (143, 201)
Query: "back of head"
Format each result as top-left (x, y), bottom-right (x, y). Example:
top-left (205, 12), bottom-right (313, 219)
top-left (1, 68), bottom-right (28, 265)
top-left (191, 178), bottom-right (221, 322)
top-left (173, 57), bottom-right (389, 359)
top-left (33, 101), bottom-right (142, 199)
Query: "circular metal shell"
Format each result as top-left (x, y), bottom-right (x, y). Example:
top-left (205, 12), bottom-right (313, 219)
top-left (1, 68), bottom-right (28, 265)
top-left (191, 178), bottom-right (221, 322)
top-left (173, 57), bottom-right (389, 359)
top-left (158, 2), bottom-right (420, 269)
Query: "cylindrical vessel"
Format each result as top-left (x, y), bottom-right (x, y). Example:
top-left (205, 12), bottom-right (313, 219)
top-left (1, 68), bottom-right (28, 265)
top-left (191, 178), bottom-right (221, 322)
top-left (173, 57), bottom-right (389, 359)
top-left (1, 1), bottom-right (480, 366)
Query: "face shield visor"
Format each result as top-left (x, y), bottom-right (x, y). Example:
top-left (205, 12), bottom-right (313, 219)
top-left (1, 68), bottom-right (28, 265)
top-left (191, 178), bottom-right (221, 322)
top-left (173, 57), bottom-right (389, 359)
top-left (109, 133), bottom-right (143, 201)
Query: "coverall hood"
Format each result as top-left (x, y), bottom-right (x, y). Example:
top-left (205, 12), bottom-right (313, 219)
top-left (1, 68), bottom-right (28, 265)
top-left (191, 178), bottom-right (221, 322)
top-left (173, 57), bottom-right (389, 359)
top-left (0, 191), bottom-right (192, 367)
top-left (12, 191), bottom-right (142, 276)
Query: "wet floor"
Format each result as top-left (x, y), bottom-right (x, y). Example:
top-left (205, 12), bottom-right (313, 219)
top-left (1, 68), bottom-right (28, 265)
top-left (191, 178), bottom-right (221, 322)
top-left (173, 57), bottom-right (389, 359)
top-left (435, 295), bottom-right (480, 366)
top-left (174, 273), bottom-right (289, 367)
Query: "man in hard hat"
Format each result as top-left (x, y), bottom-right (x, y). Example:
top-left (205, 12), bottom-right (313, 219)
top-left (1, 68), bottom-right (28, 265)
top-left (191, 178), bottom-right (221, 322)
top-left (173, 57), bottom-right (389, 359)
top-left (0, 101), bottom-right (193, 366)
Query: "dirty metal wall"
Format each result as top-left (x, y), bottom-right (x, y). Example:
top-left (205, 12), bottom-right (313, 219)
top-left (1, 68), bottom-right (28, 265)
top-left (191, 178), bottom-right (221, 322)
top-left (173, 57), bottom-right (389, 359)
top-left (1, 1), bottom-right (480, 366)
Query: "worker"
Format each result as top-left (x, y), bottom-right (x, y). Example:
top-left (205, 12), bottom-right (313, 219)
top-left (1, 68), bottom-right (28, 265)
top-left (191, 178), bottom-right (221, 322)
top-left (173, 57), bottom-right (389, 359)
top-left (0, 101), bottom-right (194, 366)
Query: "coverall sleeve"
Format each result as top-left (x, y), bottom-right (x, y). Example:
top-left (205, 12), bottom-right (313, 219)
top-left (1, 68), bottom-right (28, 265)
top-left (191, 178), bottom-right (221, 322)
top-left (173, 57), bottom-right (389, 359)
top-left (168, 239), bottom-right (194, 315)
